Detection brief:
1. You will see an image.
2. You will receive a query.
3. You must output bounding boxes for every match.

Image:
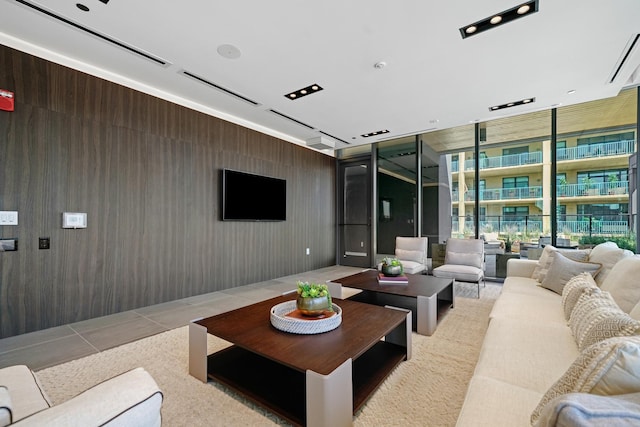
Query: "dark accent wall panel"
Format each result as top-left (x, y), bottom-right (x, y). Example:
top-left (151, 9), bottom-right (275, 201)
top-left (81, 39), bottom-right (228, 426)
top-left (0, 45), bottom-right (336, 338)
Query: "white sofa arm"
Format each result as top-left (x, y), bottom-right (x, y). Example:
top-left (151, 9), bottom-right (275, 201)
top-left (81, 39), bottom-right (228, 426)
top-left (506, 258), bottom-right (537, 278)
top-left (16, 368), bottom-right (163, 427)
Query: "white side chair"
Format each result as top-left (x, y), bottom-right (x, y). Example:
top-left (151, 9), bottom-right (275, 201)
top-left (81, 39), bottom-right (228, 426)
top-left (394, 237), bottom-right (429, 274)
top-left (432, 238), bottom-right (485, 297)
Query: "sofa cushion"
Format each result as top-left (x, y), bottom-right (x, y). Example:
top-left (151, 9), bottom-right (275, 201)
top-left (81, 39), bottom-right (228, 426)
top-left (395, 248), bottom-right (423, 263)
top-left (502, 277), bottom-right (560, 299)
top-left (600, 256), bottom-right (640, 313)
top-left (456, 375), bottom-right (543, 427)
top-left (531, 336), bottom-right (640, 424)
top-left (0, 365), bottom-right (50, 423)
top-left (540, 252), bottom-right (601, 295)
top-left (490, 291), bottom-right (566, 325)
top-left (0, 386), bottom-right (12, 427)
top-left (533, 392), bottom-right (640, 427)
top-left (588, 242), bottom-right (633, 286)
top-left (398, 259), bottom-right (425, 274)
top-left (569, 291), bottom-right (640, 351)
top-left (475, 318), bottom-right (579, 393)
top-left (561, 273), bottom-right (599, 321)
top-left (19, 367), bottom-right (163, 427)
top-left (432, 264), bottom-right (482, 282)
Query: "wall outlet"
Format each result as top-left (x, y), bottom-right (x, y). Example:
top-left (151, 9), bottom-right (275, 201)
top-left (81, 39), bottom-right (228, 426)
top-left (39, 237), bottom-right (50, 250)
top-left (306, 248), bottom-right (310, 255)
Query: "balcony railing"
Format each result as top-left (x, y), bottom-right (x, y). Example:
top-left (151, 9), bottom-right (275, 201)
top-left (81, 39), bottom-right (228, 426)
top-left (453, 139), bottom-right (635, 172)
top-left (558, 139), bottom-right (635, 161)
top-left (454, 181), bottom-right (628, 202)
top-left (451, 214), bottom-right (632, 239)
top-left (558, 181), bottom-right (629, 197)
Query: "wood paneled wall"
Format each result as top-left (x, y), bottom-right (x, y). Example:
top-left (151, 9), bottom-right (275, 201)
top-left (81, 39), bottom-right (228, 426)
top-left (0, 45), bottom-right (336, 338)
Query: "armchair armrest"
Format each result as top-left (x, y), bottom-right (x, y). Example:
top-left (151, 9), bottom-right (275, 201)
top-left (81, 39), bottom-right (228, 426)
top-left (16, 368), bottom-right (163, 427)
top-left (506, 259), bottom-right (538, 278)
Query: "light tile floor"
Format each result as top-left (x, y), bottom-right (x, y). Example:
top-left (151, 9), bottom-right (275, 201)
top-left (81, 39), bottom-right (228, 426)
top-left (0, 265), bottom-right (363, 371)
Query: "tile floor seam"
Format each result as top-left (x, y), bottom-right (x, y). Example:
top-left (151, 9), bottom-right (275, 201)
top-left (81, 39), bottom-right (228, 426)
top-left (67, 325), bottom-right (101, 353)
top-left (0, 326), bottom-right (78, 355)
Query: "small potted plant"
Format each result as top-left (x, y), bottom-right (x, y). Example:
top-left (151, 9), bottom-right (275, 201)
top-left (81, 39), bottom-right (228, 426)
top-left (380, 257), bottom-right (403, 277)
top-left (296, 281), bottom-right (333, 317)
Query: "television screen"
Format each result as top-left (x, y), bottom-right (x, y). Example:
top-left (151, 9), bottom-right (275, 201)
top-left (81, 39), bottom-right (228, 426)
top-left (222, 169), bottom-right (286, 221)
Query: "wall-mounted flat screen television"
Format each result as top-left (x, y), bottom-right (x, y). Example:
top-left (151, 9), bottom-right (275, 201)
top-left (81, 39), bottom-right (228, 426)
top-left (221, 169), bottom-right (287, 221)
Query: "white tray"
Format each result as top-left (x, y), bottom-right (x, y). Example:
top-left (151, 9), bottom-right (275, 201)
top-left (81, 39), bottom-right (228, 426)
top-left (270, 300), bottom-right (342, 334)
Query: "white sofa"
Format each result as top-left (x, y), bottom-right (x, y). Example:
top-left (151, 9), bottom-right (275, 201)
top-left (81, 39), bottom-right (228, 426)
top-left (0, 365), bottom-right (163, 426)
top-left (456, 242), bottom-right (640, 426)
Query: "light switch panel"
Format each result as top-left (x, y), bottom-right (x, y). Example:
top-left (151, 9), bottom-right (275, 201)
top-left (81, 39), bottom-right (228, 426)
top-left (0, 211), bottom-right (18, 225)
top-left (62, 212), bottom-right (87, 229)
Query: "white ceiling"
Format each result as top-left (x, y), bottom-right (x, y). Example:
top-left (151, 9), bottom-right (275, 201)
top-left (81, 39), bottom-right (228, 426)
top-left (1, 0), bottom-right (640, 154)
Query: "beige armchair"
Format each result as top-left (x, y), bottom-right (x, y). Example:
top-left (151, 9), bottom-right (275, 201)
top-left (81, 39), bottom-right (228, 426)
top-left (432, 238), bottom-right (485, 297)
top-left (394, 236), bottom-right (428, 274)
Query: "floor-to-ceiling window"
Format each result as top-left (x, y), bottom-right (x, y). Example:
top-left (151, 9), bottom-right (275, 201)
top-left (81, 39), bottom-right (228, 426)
top-left (336, 87), bottom-right (639, 267)
top-left (556, 88), bottom-right (637, 250)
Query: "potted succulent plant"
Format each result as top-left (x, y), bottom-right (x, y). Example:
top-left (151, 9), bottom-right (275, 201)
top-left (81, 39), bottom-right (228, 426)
top-left (380, 257), bottom-right (403, 277)
top-left (296, 281), bottom-right (333, 316)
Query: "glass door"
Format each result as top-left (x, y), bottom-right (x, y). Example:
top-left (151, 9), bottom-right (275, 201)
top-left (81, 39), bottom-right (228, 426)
top-left (338, 159), bottom-right (372, 267)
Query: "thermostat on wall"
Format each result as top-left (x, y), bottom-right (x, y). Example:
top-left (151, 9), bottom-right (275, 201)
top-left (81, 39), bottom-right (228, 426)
top-left (62, 212), bottom-right (87, 229)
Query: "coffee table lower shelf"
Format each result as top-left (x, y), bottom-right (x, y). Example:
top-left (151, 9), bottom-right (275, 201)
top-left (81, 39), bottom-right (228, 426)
top-left (207, 342), bottom-right (406, 426)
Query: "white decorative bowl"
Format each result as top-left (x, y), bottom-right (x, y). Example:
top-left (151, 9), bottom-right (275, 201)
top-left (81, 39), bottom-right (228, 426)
top-left (270, 300), bottom-right (342, 334)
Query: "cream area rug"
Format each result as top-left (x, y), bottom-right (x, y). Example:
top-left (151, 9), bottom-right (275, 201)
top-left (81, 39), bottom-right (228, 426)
top-left (37, 283), bottom-right (500, 426)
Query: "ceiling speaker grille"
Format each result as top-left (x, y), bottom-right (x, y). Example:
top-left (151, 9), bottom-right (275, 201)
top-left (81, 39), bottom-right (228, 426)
top-left (14, 0), bottom-right (170, 66)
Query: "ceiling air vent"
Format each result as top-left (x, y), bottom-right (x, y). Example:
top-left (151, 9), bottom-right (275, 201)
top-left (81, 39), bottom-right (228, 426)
top-left (268, 110), bottom-right (315, 130)
top-left (319, 131), bottom-right (350, 145)
top-left (305, 136), bottom-right (334, 150)
top-left (14, 0), bottom-right (170, 66)
top-left (609, 34), bottom-right (640, 84)
top-left (180, 70), bottom-right (261, 106)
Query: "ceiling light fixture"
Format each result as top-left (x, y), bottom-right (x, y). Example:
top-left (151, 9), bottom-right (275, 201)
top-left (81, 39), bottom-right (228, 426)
top-left (361, 129), bottom-right (390, 138)
top-left (76, 3), bottom-right (89, 11)
top-left (460, 0), bottom-right (538, 39)
top-left (285, 84), bottom-right (323, 100)
top-left (489, 97), bottom-right (535, 112)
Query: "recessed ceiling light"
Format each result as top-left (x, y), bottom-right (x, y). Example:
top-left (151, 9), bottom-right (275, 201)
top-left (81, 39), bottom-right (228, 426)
top-left (285, 84), bottom-right (323, 100)
top-left (361, 129), bottom-right (390, 138)
top-left (76, 3), bottom-right (89, 11)
top-left (460, 0), bottom-right (538, 39)
top-left (517, 4), bottom-right (531, 14)
top-left (489, 97), bottom-right (536, 111)
top-left (567, 89), bottom-right (576, 95)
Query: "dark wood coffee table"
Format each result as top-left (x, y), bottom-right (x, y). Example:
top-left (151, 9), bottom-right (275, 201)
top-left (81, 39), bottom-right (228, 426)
top-left (189, 295), bottom-right (411, 427)
top-left (331, 269), bottom-right (454, 336)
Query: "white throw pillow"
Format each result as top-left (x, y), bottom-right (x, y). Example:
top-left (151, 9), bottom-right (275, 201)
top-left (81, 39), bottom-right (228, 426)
top-left (562, 273), bottom-right (599, 321)
top-left (540, 252), bottom-right (601, 295)
top-left (569, 291), bottom-right (640, 351)
top-left (531, 336), bottom-right (640, 424)
top-left (533, 245), bottom-right (590, 283)
top-left (600, 256), bottom-right (640, 313)
top-left (532, 245), bottom-right (556, 282)
top-left (589, 242), bottom-right (633, 286)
